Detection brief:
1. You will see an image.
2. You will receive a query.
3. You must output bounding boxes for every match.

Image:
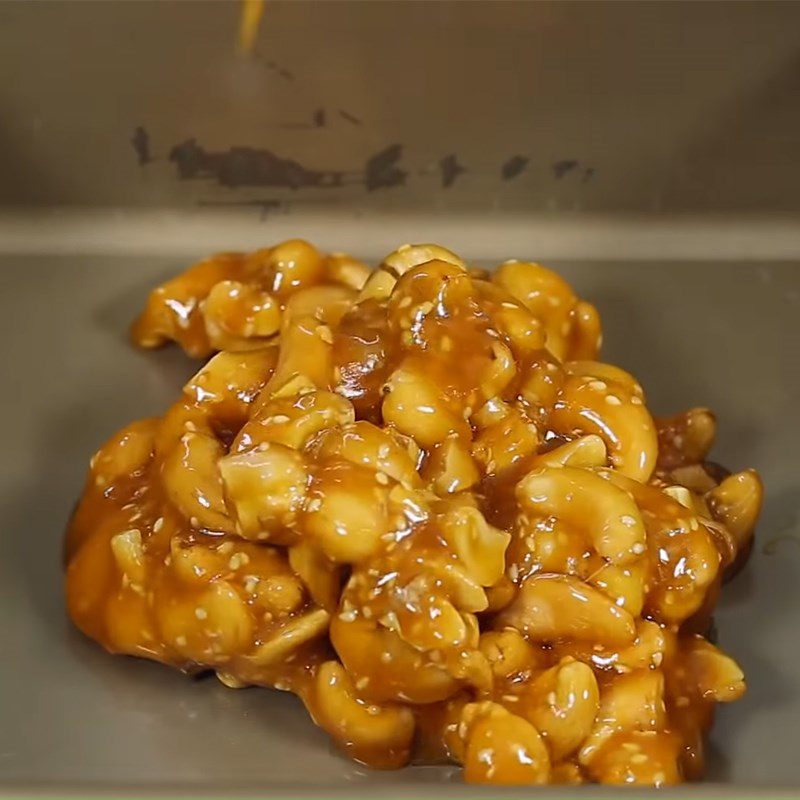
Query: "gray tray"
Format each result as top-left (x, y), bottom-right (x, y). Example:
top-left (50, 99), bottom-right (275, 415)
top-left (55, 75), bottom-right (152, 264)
top-left (2, 0), bottom-right (800, 793)
top-left (1, 233), bottom-right (798, 796)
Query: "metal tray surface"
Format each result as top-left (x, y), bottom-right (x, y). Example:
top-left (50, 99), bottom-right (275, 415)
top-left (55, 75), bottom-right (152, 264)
top-left (0, 243), bottom-right (798, 796)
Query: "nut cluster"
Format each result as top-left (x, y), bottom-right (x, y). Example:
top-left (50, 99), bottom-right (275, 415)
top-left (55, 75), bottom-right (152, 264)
top-left (66, 240), bottom-right (762, 785)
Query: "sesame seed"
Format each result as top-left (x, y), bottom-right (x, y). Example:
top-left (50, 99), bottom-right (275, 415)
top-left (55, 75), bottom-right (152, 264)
top-left (375, 472), bottom-right (389, 485)
top-left (307, 497), bottom-right (322, 513)
top-left (380, 652), bottom-right (393, 664)
top-left (244, 576), bottom-right (259, 594)
top-left (631, 753), bottom-right (648, 765)
top-left (362, 606), bottom-right (373, 619)
top-left (631, 396), bottom-right (643, 405)
top-left (606, 394), bottom-right (622, 406)
top-left (271, 414), bottom-right (290, 425)
top-left (631, 542), bottom-right (646, 555)
top-left (588, 380), bottom-right (607, 391)
top-left (153, 517), bottom-right (164, 533)
top-left (316, 325), bottom-right (333, 344)
top-left (218, 541), bottom-right (234, 555)
top-left (380, 611), bottom-right (400, 631)
top-left (652, 652), bottom-right (663, 667)
top-left (366, 705), bottom-right (381, 716)
top-left (338, 609), bottom-right (357, 623)
top-left (190, 516), bottom-right (199, 528)
top-left (355, 677), bottom-right (370, 690)
top-left (176, 636), bottom-right (187, 647)
top-left (195, 607), bottom-right (208, 620)
top-left (228, 552), bottom-right (250, 570)
top-left (547, 692), bottom-right (557, 706)
top-left (398, 296), bottom-right (412, 309)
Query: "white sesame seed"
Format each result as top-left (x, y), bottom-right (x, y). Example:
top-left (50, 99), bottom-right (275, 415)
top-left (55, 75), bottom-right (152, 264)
top-left (153, 517), bottom-right (164, 533)
top-left (631, 542), bottom-right (646, 555)
top-left (355, 677), bottom-right (370, 690)
top-left (175, 636), bottom-right (187, 647)
top-left (229, 552), bottom-right (250, 570)
top-left (338, 609), bottom-right (357, 623)
top-left (605, 394), bottom-right (622, 406)
top-left (380, 651), bottom-right (393, 664)
top-left (316, 325), bottom-right (333, 344)
top-left (547, 692), bottom-right (557, 706)
top-left (588, 380), bottom-right (607, 391)
top-left (195, 607), bottom-right (208, 620)
top-left (375, 472), bottom-right (389, 485)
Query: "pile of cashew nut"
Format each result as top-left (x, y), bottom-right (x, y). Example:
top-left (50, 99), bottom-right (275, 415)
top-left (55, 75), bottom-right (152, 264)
top-left (65, 241), bottom-right (762, 785)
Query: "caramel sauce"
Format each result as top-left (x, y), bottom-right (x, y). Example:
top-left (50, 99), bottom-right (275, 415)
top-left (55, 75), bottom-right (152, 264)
top-left (65, 241), bottom-right (761, 784)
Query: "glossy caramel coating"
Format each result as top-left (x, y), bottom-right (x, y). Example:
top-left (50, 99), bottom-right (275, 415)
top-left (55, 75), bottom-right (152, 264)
top-left (66, 241), bottom-right (762, 784)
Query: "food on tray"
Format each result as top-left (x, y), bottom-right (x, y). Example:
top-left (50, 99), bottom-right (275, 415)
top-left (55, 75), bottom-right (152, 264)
top-left (65, 240), bottom-right (762, 785)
